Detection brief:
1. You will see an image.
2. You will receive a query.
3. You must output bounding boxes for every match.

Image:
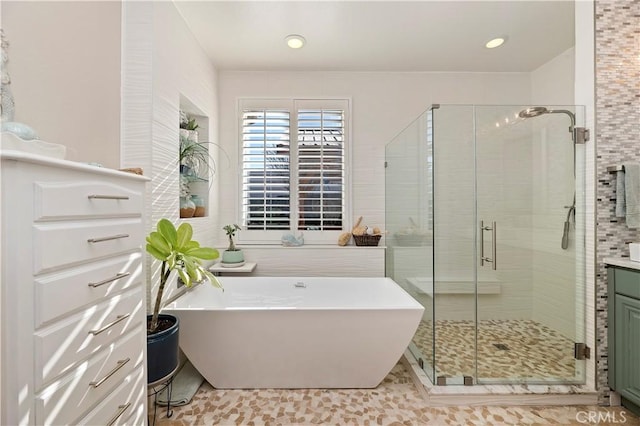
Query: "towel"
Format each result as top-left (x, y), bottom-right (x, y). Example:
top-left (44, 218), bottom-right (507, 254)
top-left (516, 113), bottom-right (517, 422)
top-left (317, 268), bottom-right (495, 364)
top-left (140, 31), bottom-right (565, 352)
top-left (625, 163), bottom-right (640, 229)
top-left (156, 360), bottom-right (204, 406)
top-left (616, 169), bottom-right (626, 217)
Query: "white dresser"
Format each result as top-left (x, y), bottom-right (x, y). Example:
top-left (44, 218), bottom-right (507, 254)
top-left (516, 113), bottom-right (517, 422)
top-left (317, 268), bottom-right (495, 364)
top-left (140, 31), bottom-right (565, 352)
top-left (0, 151), bottom-right (149, 425)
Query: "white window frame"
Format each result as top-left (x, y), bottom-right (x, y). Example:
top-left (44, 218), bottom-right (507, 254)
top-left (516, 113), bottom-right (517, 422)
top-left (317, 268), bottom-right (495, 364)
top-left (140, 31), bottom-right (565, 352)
top-left (238, 98), bottom-right (351, 245)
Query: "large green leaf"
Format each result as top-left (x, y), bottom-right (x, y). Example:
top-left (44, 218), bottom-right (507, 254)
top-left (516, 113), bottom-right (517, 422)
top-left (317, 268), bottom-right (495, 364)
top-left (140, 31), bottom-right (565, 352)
top-left (166, 252), bottom-right (177, 270)
top-left (146, 244), bottom-right (167, 261)
top-left (146, 231), bottom-right (171, 256)
top-left (176, 223), bottom-right (193, 249)
top-left (184, 258), bottom-right (205, 284)
top-left (203, 270), bottom-right (223, 289)
top-left (177, 268), bottom-right (191, 287)
top-left (183, 256), bottom-right (197, 276)
top-left (187, 247), bottom-right (219, 260)
top-left (157, 219), bottom-right (177, 247)
top-left (183, 241), bottom-right (200, 251)
top-left (190, 267), bottom-right (204, 283)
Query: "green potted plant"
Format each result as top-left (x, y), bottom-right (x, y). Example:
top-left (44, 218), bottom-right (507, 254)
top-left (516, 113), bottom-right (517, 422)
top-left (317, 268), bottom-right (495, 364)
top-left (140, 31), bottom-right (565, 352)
top-left (145, 218), bottom-right (222, 383)
top-left (221, 224), bottom-right (245, 266)
top-left (181, 117), bottom-right (199, 132)
top-left (178, 133), bottom-right (219, 220)
top-left (178, 111), bottom-right (208, 180)
top-left (179, 111), bottom-right (199, 144)
top-left (179, 137), bottom-right (211, 180)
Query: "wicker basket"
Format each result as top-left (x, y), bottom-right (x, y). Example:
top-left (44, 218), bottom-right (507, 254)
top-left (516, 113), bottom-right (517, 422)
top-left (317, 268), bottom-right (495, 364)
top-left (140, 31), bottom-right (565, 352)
top-left (353, 234), bottom-right (382, 246)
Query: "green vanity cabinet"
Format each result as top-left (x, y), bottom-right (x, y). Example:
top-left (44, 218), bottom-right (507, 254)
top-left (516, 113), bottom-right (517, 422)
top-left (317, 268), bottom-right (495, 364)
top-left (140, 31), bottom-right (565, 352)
top-left (608, 265), bottom-right (640, 416)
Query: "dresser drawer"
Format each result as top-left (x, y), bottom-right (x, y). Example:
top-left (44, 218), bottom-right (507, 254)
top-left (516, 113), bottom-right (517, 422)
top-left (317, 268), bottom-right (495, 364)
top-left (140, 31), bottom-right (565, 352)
top-left (33, 218), bottom-right (143, 274)
top-left (36, 326), bottom-right (144, 426)
top-left (35, 287), bottom-right (144, 388)
top-left (34, 180), bottom-right (143, 221)
top-left (35, 252), bottom-right (142, 327)
top-left (76, 365), bottom-right (145, 426)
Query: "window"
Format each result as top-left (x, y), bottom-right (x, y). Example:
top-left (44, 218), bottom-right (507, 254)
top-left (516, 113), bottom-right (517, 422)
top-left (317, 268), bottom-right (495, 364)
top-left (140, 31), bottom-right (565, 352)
top-left (240, 99), bottom-right (349, 244)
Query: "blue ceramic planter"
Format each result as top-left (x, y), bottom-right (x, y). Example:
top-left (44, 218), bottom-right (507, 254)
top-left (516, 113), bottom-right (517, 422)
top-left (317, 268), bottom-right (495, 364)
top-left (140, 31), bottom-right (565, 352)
top-left (147, 314), bottom-right (179, 384)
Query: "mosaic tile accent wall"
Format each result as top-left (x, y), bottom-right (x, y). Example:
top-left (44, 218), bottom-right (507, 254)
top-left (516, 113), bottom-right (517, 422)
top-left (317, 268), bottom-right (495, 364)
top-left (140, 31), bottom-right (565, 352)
top-left (595, 0), bottom-right (640, 405)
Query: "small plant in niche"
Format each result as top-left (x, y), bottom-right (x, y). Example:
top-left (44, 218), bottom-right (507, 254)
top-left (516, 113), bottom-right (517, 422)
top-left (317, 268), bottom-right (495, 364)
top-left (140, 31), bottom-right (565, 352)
top-left (179, 137), bottom-right (212, 179)
top-left (182, 118), bottom-right (199, 131)
top-left (221, 224), bottom-right (245, 266)
top-left (179, 110), bottom-right (199, 131)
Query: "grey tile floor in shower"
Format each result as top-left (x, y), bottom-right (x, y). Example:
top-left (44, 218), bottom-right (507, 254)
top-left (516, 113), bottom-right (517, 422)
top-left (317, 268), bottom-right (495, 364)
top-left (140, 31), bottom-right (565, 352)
top-left (412, 319), bottom-right (577, 382)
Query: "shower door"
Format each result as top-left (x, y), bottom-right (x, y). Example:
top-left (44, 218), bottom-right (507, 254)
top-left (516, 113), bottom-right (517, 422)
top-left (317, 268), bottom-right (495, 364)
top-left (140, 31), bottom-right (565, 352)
top-left (473, 105), bottom-right (586, 384)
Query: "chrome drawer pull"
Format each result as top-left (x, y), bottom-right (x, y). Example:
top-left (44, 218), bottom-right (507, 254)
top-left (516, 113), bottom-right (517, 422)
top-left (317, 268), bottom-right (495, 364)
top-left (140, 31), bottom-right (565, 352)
top-left (88, 314), bottom-right (131, 336)
top-left (106, 402), bottom-right (131, 426)
top-left (87, 234), bottom-right (130, 243)
top-left (88, 194), bottom-right (130, 200)
top-left (89, 358), bottom-right (130, 388)
top-left (88, 272), bottom-right (131, 288)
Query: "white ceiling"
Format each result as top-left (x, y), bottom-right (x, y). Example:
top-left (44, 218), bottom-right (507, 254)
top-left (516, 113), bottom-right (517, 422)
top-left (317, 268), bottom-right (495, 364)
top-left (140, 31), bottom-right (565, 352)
top-left (173, 1), bottom-right (575, 72)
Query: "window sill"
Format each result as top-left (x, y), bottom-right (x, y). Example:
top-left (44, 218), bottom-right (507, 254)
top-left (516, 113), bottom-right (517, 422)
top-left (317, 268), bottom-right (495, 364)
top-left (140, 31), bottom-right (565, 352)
top-left (234, 244), bottom-right (386, 249)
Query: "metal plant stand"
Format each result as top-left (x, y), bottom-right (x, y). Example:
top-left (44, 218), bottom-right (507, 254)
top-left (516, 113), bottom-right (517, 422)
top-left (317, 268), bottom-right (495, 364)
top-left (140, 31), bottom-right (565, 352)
top-left (147, 365), bottom-right (179, 426)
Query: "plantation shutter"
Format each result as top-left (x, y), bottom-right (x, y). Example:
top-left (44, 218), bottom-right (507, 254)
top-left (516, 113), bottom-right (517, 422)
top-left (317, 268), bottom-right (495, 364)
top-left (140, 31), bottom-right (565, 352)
top-left (296, 108), bottom-right (345, 231)
top-left (239, 99), bottom-right (349, 243)
top-left (241, 109), bottom-right (291, 230)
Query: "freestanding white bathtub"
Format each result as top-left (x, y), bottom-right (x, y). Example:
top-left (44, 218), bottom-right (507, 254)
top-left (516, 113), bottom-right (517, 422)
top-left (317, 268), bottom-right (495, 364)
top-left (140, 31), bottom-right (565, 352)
top-left (163, 276), bottom-right (424, 389)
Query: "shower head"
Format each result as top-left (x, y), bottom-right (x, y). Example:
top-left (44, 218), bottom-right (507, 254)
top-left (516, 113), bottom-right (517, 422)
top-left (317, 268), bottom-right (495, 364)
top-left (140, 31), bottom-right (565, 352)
top-left (518, 107), bottom-right (549, 119)
top-left (518, 106), bottom-right (576, 128)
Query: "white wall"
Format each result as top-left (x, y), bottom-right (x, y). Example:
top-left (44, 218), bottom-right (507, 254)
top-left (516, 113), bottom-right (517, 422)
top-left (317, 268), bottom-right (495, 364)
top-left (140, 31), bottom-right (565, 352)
top-left (531, 47), bottom-right (576, 105)
top-left (1, 1), bottom-right (121, 168)
top-left (121, 2), bottom-right (219, 308)
top-left (217, 71), bottom-right (531, 275)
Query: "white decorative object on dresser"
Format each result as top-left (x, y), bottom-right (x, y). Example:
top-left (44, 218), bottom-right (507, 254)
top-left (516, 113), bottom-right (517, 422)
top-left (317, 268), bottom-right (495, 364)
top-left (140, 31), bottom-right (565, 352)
top-left (0, 151), bottom-right (149, 425)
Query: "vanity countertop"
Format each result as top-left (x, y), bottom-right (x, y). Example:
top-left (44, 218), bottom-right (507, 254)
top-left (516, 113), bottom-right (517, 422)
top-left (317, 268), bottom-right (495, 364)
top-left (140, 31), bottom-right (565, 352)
top-left (605, 257), bottom-right (640, 271)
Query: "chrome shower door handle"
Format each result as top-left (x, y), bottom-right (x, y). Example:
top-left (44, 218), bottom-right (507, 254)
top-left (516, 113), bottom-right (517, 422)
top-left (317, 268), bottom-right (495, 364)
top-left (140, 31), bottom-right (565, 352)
top-left (491, 221), bottom-right (497, 270)
top-left (480, 220), bottom-right (497, 270)
top-left (480, 220), bottom-right (486, 267)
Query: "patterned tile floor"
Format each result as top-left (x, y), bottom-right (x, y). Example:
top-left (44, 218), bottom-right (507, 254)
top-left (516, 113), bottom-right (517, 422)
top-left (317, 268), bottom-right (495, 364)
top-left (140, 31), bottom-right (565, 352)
top-left (153, 362), bottom-right (639, 425)
top-left (412, 319), bottom-right (577, 381)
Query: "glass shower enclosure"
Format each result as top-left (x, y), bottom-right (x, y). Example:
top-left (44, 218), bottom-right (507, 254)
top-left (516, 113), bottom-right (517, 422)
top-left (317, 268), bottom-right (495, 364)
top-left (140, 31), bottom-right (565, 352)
top-left (385, 104), bottom-right (586, 385)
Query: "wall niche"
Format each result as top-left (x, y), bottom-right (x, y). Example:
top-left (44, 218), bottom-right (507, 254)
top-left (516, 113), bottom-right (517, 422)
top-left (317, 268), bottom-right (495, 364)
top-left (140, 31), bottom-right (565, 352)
top-left (179, 95), bottom-right (211, 219)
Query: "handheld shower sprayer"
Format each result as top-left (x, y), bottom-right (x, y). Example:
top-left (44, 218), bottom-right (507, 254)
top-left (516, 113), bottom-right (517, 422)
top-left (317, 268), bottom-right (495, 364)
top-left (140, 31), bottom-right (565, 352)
top-left (561, 198), bottom-right (575, 250)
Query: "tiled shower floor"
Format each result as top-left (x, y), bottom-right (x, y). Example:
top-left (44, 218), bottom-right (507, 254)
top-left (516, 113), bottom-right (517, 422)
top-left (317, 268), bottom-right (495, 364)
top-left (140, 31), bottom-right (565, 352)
top-left (412, 319), bottom-right (577, 381)
top-left (153, 362), bottom-right (637, 425)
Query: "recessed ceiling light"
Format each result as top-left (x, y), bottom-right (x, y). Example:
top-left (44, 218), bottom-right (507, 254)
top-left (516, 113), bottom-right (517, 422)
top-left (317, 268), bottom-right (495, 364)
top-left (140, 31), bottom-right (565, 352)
top-left (485, 37), bottom-right (506, 49)
top-left (285, 34), bottom-right (306, 49)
